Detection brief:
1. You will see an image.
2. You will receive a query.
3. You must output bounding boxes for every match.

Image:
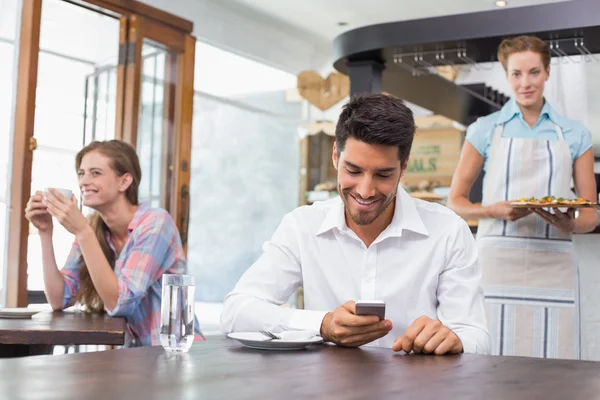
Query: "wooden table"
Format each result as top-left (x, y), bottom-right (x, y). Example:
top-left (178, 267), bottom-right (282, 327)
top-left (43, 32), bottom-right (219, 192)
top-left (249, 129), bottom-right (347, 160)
top-left (0, 311), bottom-right (125, 357)
top-left (1, 337), bottom-right (600, 399)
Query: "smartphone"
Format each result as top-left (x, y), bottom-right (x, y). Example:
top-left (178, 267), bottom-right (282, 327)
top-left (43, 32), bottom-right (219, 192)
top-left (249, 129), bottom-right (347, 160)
top-left (355, 300), bottom-right (386, 321)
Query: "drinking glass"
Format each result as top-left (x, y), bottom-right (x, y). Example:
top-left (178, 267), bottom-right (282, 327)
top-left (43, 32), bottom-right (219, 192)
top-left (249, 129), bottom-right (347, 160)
top-left (160, 274), bottom-right (195, 352)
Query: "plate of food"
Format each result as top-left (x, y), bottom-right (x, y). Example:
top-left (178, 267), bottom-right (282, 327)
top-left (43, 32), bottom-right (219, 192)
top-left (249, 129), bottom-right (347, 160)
top-left (511, 196), bottom-right (600, 209)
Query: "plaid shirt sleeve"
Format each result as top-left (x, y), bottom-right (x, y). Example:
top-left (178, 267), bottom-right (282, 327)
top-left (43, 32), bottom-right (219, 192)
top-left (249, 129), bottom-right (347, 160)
top-left (106, 209), bottom-right (182, 317)
top-left (60, 240), bottom-right (83, 309)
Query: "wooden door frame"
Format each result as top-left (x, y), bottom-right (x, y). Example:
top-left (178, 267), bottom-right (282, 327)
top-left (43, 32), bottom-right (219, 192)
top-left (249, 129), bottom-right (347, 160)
top-left (113, 15), bottom-right (128, 141)
top-left (120, 15), bottom-right (189, 144)
top-left (7, 0), bottom-right (195, 306)
top-left (74, 0), bottom-right (193, 34)
top-left (121, 15), bottom-right (195, 249)
top-left (121, 14), bottom-right (143, 145)
top-left (89, 2), bottom-right (195, 246)
top-left (170, 35), bottom-right (195, 252)
top-left (6, 0), bottom-right (42, 307)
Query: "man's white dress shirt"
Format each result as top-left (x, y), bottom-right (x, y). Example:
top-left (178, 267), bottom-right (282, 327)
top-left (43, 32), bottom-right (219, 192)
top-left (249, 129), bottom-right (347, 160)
top-left (220, 187), bottom-right (491, 354)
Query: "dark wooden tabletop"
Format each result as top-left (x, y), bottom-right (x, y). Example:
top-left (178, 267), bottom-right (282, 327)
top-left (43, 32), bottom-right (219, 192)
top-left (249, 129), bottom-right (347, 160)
top-left (0, 311), bottom-right (125, 345)
top-left (0, 337), bottom-right (600, 399)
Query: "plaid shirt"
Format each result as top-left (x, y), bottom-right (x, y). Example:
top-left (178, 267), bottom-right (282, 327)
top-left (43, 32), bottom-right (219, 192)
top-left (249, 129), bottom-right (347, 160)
top-left (61, 202), bottom-right (198, 347)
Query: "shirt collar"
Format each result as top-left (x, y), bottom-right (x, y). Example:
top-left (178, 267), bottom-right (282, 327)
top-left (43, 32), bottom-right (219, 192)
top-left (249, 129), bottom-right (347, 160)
top-left (495, 99), bottom-right (520, 125)
top-left (316, 187), bottom-right (429, 238)
top-left (385, 188), bottom-right (429, 238)
top-left (104, 202), bottom-right (148, 253)
top-left (496, 98), bottom-right (556, 125)
top-left (316, 197), bottom-right (345, 236)
top-left (540, 100), bottom-right (561, 126)
top-left (127, 202), bottom-right (149, 231)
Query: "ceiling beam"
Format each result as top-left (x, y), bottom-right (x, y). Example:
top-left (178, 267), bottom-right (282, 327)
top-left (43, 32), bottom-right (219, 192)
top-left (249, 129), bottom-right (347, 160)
top-left (333, 0), bottom-right (600, 70)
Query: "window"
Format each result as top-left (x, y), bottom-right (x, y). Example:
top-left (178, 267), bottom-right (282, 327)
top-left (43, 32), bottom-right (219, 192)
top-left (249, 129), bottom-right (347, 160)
top-left (0, 0), bottom-right (22, 304)
top-left (26, 0), bottom-right (119, 291)
top-left (189, 42), bottom-right (301, 334)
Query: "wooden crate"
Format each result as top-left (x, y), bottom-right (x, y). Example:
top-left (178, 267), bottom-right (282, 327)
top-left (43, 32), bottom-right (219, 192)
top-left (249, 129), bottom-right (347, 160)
top-left (298, 132), bottom-right (337, 206)
top-left (403, 115), bottom-right (465, 187)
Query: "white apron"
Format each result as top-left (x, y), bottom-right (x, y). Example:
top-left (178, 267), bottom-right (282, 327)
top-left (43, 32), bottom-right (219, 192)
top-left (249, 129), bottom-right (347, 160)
top-left (477, 123), bottom-right (580, 360)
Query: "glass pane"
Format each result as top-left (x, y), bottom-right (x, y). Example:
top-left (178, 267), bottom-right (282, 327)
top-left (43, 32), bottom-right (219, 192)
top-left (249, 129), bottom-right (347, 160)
top-left (83, 65), bottom-right (118, 144)
top-left (28, 0), bottom-right (120, 291)
top-left (0, 0), bottom-right (20, 41)
top-left (0, 0), bottom-right (21, 304)
top-left (188, 94), bottom-right (301, 334)
top-left (137, 40), bottom-right (171, 208)
top-left (194, 41), bottom-right (296, 98)
top-left (186, 41), bottom-right (299, 334)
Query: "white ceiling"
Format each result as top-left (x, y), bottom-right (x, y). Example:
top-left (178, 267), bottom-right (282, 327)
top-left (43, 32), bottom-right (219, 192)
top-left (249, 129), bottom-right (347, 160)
top-left (225, 0), bottom-right (574, 41)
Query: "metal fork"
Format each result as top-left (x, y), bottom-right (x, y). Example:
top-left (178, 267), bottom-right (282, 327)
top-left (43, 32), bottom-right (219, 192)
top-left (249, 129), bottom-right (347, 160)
top-left (259, 330), bottom-right (281, 340)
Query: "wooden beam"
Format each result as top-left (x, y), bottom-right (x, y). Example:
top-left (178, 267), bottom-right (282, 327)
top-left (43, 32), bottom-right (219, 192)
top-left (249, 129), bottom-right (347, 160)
top-left (298, 137), bottom-right (309, 206)
top-left (348, 60), bottom-right (384, 95)
top-left (161, 51), bottom-right (177, 213)
top-left (332, 0), bottom-right (600, 69)
top-left (143, 20), bottom-right (185, 52)
top-left (122, 15), bottom-right (142, 147)
top-left (171, 34), bottom-right (196, 253)
top-left (79, 0), bottom-right (193, 34)
top-left (6, 0), bottom-right (43, 307)
top-left (114, 16), bottom-right (128, 141)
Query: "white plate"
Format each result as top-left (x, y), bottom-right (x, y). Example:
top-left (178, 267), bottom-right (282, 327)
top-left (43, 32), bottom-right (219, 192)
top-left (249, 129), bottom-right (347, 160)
top-left (228, 331), bottom-right (323, 350)
top-left (0, 308), bottom-right (39, 319)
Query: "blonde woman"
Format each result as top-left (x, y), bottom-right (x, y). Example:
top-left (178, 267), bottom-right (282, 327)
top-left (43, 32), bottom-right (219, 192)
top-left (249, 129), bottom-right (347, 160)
top-left (25, 140), bottom-right (202, 346)
top-left (449, 36), bottom-right (597, 359)
top-left (449, 36), bottom-right (598, 359)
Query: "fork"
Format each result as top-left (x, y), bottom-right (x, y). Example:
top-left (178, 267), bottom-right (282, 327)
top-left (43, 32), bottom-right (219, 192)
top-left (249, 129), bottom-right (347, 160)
top-left (259, 330), bottom-right (281, 340)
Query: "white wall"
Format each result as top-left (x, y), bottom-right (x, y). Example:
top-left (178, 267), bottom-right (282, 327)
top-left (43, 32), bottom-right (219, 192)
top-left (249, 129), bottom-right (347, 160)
top-left (585, 60), bottom-right (600, 157)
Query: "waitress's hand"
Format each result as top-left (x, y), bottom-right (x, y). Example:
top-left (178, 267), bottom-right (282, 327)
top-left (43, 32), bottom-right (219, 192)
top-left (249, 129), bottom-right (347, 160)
top-left (532, 208), bottom-right (576, 233)
top-left (25, 191), bottom-right (53, 233)
top-left (43, 189), bottom-right (89, 237)
top-left (486, 201), bottom-right (532, 221)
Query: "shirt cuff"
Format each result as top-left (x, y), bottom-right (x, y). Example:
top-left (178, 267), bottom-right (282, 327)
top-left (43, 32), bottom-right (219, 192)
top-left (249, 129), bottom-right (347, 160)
top-left (105, 302), bottom-right (122, 317)
top-left (288, 309), bottom-right (329, 334)
top-left (105, 279), bottom-right (137, 317)
top-left (454, 329), bottom-right (491, 355)
top-left (62, 280), bottom-right (75, 310)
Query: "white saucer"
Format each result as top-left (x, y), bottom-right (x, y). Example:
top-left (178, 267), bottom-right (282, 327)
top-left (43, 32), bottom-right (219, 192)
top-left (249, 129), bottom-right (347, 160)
top-left (228, 331), bottom-right (323, 350)
top-left (0, 308), bottom-right (39, 319)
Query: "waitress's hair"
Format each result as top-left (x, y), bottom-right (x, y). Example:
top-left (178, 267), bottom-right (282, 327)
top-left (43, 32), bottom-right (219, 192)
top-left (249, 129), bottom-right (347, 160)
top-left (74, 140), bottom-right (142, 312)
top-left (497, 35), bottom-right (551, 71)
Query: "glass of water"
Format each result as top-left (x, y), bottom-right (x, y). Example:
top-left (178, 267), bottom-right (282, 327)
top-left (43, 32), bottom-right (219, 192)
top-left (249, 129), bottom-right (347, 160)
top-left (160, 274), bottom-right (195, 352)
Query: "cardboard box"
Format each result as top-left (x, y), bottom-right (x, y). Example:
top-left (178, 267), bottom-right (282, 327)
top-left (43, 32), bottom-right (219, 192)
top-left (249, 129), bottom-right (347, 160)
top-left (403, 115), bottom-right (465, 187)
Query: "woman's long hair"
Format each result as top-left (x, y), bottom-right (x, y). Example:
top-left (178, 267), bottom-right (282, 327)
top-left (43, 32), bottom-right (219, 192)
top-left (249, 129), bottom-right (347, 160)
top-left (74, 140), bottom-right (142, 312)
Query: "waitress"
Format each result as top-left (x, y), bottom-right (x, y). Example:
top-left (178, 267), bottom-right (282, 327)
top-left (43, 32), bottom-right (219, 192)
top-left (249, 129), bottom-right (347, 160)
top-left (448, 35), bottom-right (598, 359)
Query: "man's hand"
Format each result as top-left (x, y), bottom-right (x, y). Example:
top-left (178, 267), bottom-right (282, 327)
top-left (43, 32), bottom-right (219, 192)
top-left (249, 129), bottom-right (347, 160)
top-left (320, 301), bottom-right (392, 347)
top-left (392, 315), bottom-right (463, 355)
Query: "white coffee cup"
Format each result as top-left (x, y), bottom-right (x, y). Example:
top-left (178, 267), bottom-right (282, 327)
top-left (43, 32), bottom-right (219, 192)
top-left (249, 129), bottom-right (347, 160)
top-left (44, 188), bottom-right (73, 200)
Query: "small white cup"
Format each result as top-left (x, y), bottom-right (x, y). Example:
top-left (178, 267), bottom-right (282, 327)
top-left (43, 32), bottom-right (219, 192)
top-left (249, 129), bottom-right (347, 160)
top-left (44, 188), bottom-right (73, 200)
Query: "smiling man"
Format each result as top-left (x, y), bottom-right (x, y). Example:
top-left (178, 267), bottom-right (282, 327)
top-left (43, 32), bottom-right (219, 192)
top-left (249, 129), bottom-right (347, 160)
top-left (220, 93), bottom-right (490, 355)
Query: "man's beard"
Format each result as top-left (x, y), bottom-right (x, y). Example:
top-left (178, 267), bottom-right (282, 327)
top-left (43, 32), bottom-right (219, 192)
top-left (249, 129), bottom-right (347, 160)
top-left (339, 186), bottom-right (396, 226)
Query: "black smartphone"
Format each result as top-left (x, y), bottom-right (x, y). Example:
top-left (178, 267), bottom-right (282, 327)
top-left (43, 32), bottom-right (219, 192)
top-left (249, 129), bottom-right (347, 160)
top-left (355, 300), bottom-right (386, 321)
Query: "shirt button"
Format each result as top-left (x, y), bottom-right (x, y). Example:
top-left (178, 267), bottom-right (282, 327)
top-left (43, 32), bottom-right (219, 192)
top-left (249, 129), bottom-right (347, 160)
top-left (366, 278), bottom-right (372, 283)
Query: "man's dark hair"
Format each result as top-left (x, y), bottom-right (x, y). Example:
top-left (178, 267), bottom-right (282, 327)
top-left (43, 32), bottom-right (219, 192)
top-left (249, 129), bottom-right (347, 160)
top-left (335, 93), bottom-right (416, 165)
